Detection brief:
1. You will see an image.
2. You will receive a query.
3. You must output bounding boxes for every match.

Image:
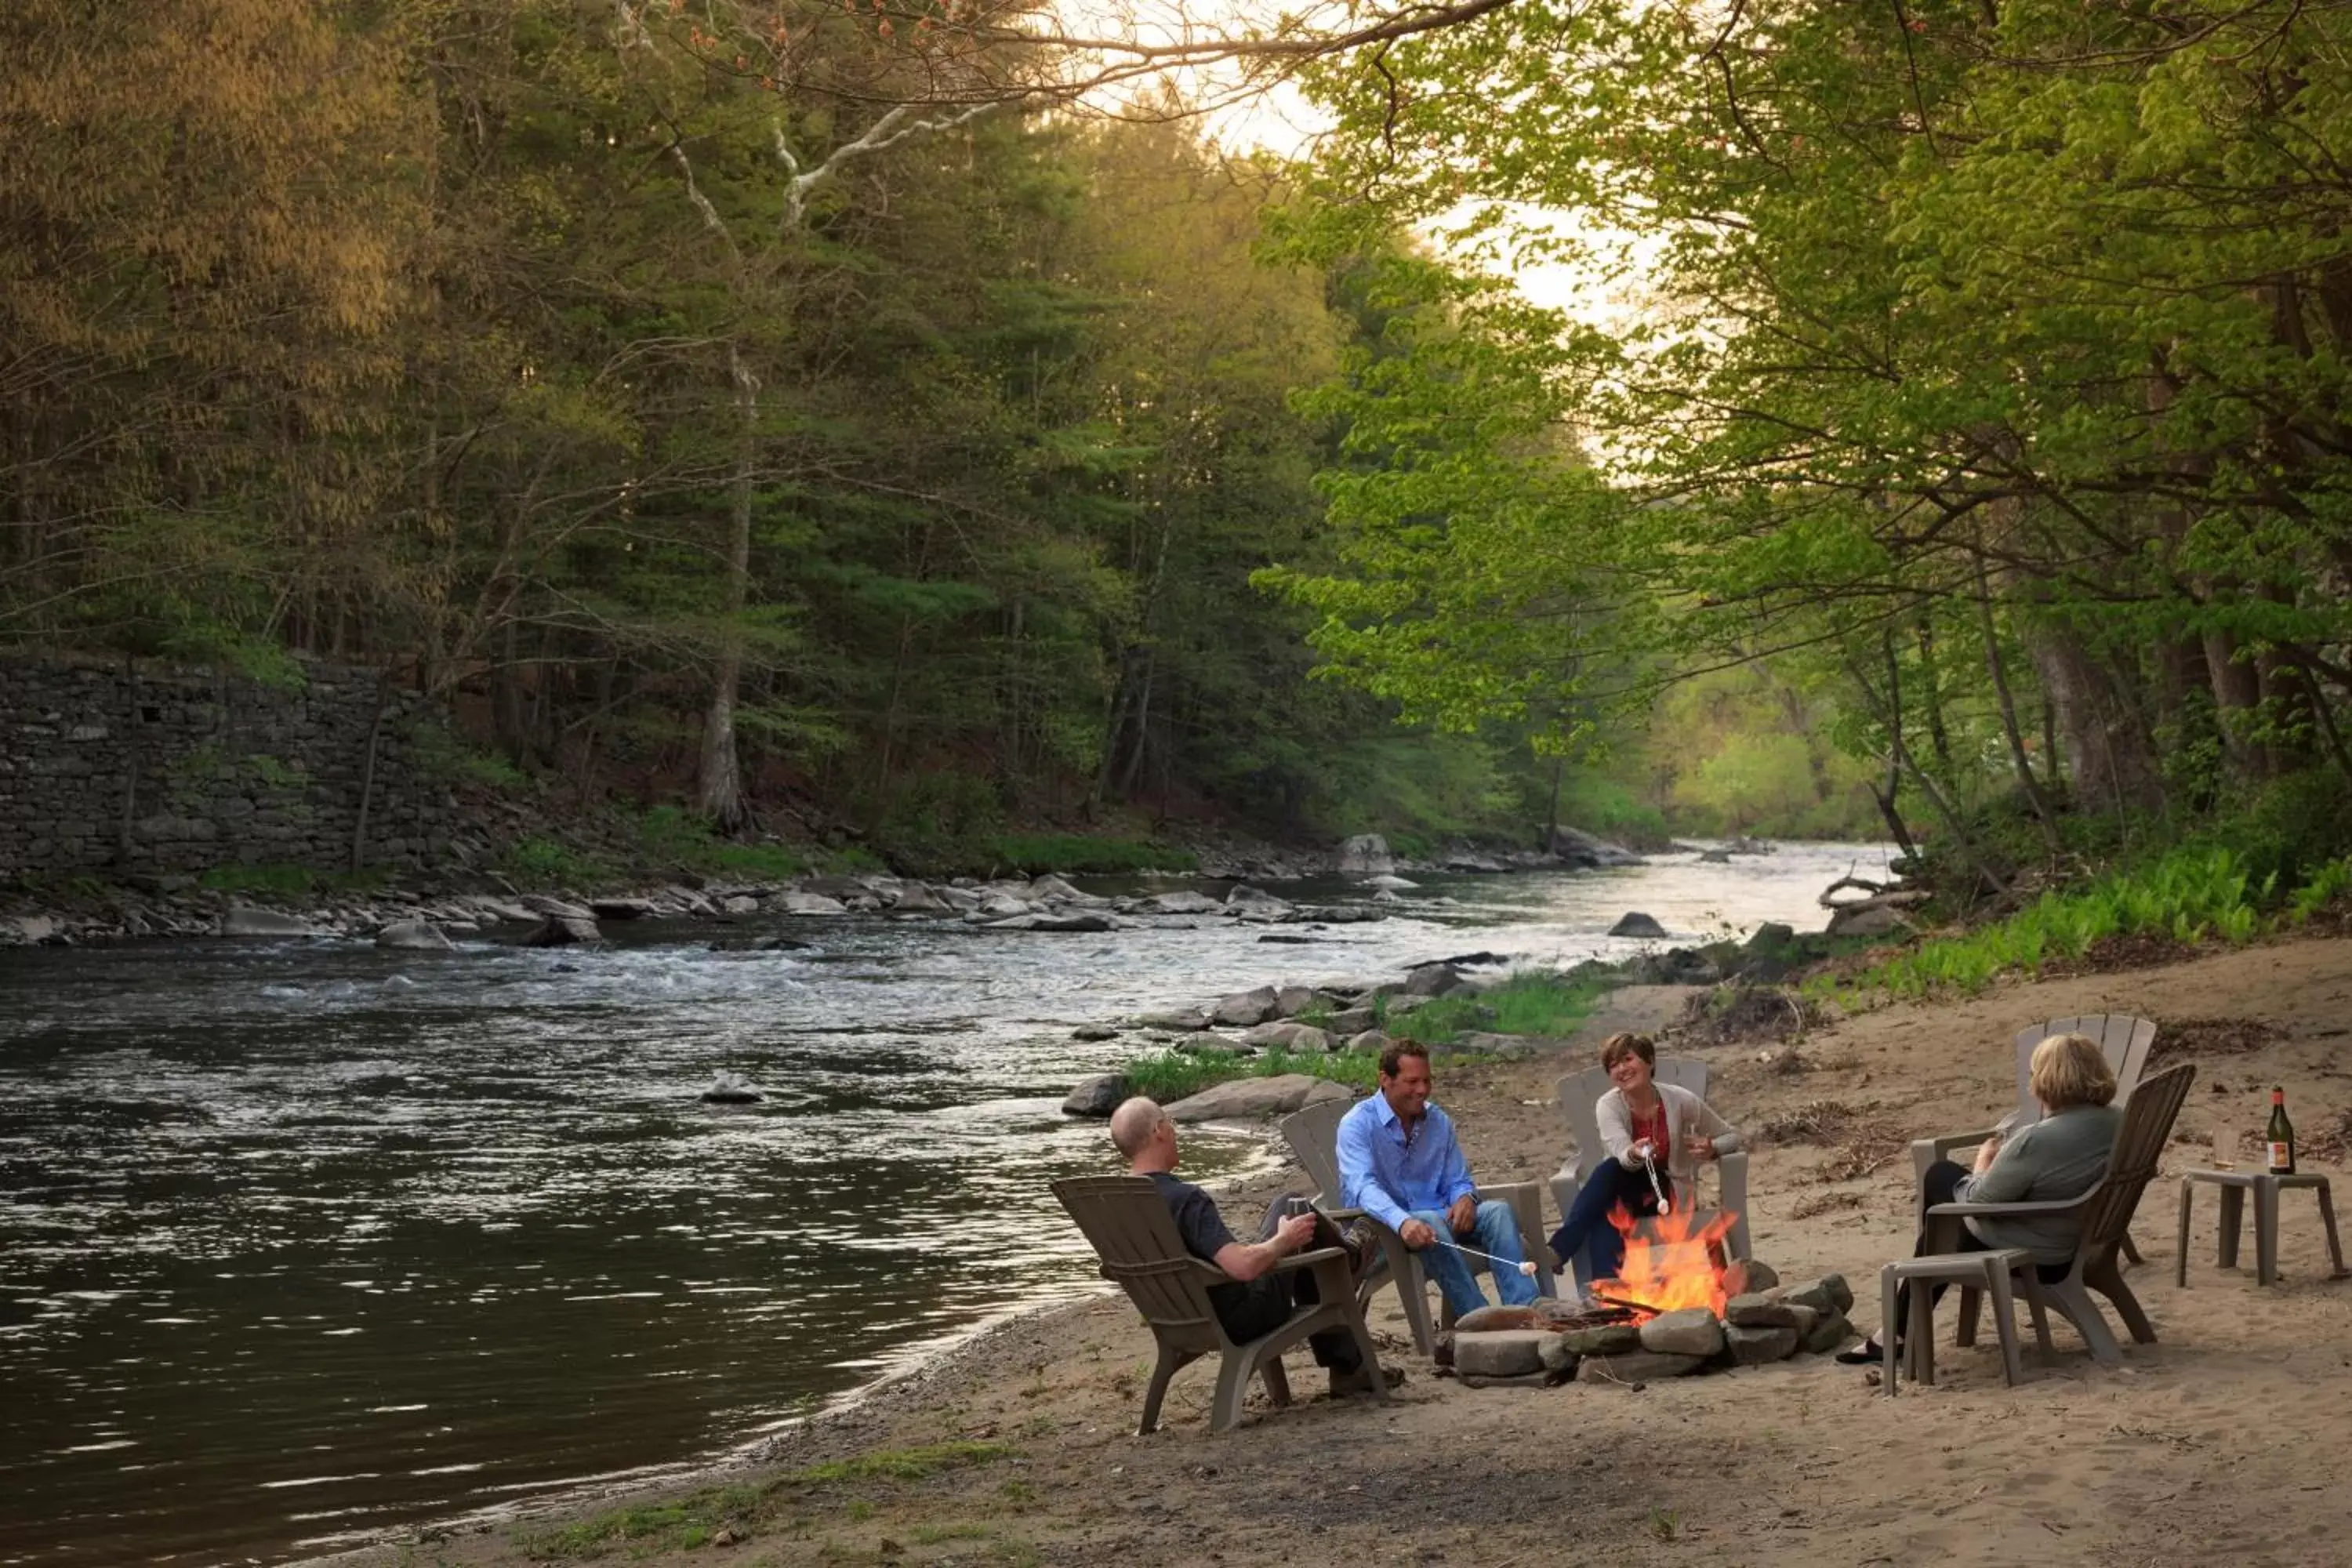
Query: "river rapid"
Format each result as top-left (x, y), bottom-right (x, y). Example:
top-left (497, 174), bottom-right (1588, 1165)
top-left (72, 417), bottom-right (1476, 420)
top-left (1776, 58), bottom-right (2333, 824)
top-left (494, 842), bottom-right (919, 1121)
top-left (0, 843), bottom-right (1889, 1566)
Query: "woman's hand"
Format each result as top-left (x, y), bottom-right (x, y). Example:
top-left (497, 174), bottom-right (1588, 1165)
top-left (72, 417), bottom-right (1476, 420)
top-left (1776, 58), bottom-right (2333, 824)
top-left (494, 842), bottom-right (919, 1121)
top-left (1690, 1135), bottom-right (1717, 1163)
top-left (1972, 1134), bottom-right (2003, 1175)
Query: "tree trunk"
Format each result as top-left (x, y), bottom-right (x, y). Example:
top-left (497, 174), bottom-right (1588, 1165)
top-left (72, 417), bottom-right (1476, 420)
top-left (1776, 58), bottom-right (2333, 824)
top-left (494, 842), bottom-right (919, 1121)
top-left (2026, 630), bottom-right (2164, 818)
top-left (1975, 559), bottom-right (2061, 856)
top-left (697, 341), bottom-right (758, 835)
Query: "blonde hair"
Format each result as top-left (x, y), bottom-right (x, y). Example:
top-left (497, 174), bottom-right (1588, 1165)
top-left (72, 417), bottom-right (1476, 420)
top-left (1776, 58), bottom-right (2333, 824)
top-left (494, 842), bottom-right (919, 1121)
top-left (2028, 1033), bottom-right (2118, 1110)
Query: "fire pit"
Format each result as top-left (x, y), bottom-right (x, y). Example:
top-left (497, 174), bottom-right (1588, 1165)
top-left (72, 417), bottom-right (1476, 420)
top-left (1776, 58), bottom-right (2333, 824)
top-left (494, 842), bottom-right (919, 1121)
top-left (1443, 1208), bottom-right (1858, 1386)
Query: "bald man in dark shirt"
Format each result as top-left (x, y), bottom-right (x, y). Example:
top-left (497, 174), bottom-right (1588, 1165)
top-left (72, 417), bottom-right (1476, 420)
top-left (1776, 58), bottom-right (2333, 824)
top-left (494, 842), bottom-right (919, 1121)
top-left (1109, 1096), bottom-right (1396, 1396)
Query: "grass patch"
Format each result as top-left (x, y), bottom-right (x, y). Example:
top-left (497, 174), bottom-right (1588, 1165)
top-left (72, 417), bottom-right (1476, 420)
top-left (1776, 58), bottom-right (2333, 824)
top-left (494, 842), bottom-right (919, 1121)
top-left (784, 1442), bottom-right (1008, 1486)
top-left (1392, 971), bottom-right (1608, 1044)
top-left (517, 1444), bottom-right (1009, 1561)
top-left (1820, 845), bottom-right (2352, 1004)
top-left (519, 1483), bottom-right (765, 1559)
top-left (1120, 1045), bottom-right (1392, 1102)
top-left (988, 833), bottom-right (1196, 876)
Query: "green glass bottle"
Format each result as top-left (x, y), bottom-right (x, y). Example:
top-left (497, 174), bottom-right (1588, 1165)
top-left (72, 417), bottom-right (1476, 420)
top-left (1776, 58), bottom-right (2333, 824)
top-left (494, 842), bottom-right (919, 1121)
top-left (2267, 1087), bottom-right (2296, 1177)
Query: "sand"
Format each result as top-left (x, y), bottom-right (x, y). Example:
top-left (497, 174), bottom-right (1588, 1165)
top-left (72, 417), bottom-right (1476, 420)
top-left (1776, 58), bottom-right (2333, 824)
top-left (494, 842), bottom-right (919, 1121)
top-left (321, 938), bottom-right (2352, 1568)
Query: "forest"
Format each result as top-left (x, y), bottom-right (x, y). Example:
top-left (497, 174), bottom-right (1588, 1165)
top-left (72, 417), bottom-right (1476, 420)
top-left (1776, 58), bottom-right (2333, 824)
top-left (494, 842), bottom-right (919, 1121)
top-left (5, 0), bottom-right (2350, 891)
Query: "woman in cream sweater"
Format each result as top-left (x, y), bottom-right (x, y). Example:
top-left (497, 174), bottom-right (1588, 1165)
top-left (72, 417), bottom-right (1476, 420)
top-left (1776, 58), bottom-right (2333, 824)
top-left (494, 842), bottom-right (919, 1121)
top-left (1546, 1031), bottom-right (1744, 1284)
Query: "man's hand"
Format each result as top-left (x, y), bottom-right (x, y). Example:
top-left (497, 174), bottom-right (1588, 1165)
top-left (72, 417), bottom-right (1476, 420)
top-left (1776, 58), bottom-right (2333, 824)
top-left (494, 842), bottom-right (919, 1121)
top-left (1973, 1134), bottom-right (2002, 1175)
top-left (1275, 1211), bottom-right (1319, 1253)
top-left (1690, 1135), bottom-right (1717, 1163)
top-left (1398, 1218), bottom-right (1437, 1250)
top-left (1445, 1194), bottom-right (1479, 1235)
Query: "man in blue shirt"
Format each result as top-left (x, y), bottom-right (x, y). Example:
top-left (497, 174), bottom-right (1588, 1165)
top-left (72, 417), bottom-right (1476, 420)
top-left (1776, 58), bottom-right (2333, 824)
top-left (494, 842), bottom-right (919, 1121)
top-left (1338, 1040), bottom-right (1540, 1317)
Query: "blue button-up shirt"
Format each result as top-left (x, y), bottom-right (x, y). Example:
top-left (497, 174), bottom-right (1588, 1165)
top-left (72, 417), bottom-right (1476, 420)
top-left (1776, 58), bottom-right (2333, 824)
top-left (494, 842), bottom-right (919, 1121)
top-left (1337, 1092), bottom-right (1477, 1232)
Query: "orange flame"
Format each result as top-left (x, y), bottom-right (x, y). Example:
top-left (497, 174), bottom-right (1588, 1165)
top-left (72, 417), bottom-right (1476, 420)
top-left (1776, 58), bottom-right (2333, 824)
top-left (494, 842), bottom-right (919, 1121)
top-left (1594, 1205), bottom-right (1741, 1319)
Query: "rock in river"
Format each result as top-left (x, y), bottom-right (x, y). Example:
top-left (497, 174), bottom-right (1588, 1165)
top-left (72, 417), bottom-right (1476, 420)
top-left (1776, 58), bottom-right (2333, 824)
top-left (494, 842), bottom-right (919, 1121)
top-left (1607, 911), bottom-right (1668, 939)
top-left (1062, 1073), bottom-right (1131, 1117)
top-left (376, 920), bottom-right (453, 952)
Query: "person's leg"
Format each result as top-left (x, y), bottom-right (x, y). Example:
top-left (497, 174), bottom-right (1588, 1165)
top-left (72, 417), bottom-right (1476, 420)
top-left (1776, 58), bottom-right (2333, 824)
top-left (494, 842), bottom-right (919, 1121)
top-left (1469, 1199), bottom-right (1541, 1307)
top-left (1404, 1207), bottom-right (1491, 1317)
top-left (1871, 1160), bottom-right (1987, 1356)
top-left (1552, 1162), bottom-right (1655, 1286)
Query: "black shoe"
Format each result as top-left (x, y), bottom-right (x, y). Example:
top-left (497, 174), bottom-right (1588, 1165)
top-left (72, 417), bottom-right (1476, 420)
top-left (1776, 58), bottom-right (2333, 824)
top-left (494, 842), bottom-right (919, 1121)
top-left (1834, 1338), bottom-right (1886, 1365)
top-left (1329, 1363), bottom-right (1406, 1397)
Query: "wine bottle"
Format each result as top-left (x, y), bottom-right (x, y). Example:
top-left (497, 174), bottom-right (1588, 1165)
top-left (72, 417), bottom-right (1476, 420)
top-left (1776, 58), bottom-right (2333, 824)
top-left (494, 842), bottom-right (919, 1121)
top-left (2267, 1087), bottom-right (2296, 1176)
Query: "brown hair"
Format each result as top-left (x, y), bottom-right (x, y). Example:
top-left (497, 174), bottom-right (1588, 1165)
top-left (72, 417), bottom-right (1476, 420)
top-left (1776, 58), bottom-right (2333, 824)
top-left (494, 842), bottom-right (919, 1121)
top-left (2028, 1033), bottom-right (2118, 1110)
top-left (1599, 1032), bottom-right (1657, 1070)
top-left (1378, 1039), bottom-right (1431, 1079)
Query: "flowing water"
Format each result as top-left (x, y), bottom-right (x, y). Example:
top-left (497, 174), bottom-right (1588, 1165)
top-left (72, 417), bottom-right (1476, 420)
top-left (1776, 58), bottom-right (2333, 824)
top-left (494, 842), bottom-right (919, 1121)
top-left (0, 843), bottom-right (1889, 1565)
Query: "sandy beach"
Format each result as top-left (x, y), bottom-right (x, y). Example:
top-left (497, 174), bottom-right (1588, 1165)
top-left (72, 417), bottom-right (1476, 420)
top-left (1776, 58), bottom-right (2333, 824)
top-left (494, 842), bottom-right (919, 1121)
top-left (321, 938), bottom-right (2352, 1567)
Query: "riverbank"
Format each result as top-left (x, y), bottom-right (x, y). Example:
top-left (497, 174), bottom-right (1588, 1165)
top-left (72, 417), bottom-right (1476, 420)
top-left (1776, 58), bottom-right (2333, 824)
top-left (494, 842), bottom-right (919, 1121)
top-left (314, 935), bottom-right (2352, 1568)
top-left (0, 823), bottom-right (1673, 949)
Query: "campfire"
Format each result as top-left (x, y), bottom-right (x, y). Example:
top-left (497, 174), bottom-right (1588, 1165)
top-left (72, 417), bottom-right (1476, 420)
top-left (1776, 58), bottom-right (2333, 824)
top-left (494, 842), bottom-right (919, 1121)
top-left (1590, 1205), bottom-right (1745, 1321)
top-left (1439, 1204), bottom-right (1860, 1386)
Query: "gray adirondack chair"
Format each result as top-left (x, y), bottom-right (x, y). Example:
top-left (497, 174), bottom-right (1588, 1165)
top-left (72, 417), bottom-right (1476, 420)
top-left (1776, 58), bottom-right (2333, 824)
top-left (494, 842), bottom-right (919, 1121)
top-left (1911, 1014), bottom-right (2158, 1264)
top-left (1278, 1097), bottom-right (1554, 1358)
top-left (1051, 1174), bottom-right (1385, 1434)
top-left (1551, 1058), bottom-right (1752, 1288)
top-left (1921, 1061), bottom-right (2195, 1370)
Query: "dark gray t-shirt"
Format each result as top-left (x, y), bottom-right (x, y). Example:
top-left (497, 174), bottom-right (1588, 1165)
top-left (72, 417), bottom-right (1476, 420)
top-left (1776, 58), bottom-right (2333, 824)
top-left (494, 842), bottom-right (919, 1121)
top-left (1148, 1171), bottom-right (1247, 1318)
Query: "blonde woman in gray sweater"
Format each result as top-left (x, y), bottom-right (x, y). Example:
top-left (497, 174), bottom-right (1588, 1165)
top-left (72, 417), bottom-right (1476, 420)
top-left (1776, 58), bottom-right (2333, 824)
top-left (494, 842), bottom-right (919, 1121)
top-left (1545, 1032), bottom-right (1744, 1283)
top-left (1838, 1031), bottom-right (2123, 1364)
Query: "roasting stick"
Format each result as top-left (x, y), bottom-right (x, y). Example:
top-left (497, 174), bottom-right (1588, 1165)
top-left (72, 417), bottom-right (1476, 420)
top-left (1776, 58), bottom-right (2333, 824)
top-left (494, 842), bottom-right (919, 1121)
top-left (1428, 1235), bottom-right (1540, 1277)
top-left (1638, 1142), bottom-right (1671, 1217)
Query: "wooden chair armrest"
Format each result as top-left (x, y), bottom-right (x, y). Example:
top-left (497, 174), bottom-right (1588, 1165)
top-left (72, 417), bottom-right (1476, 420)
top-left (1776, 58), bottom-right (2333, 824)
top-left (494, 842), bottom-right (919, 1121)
top-left (1267, 1245), bottom-right (1351, 1275)
top-left (1925, 1195), bottom-right (2089, 1219)
top-left (1914, 1128), bottom-right (2002, 1163)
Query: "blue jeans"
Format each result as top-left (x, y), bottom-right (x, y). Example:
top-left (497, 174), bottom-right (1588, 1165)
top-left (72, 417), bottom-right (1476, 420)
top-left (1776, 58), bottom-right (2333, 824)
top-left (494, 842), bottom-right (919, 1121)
top-left (1407, 1200), bottom-right (1541, 1316)
top-left (1548, 1159), bottom-right (1669, 1287)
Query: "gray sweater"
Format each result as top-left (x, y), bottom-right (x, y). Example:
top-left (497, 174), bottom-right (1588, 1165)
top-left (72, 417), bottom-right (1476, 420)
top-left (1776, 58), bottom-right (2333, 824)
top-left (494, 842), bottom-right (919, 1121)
top-left (1953, 1103), bottom-right (2123, 1262)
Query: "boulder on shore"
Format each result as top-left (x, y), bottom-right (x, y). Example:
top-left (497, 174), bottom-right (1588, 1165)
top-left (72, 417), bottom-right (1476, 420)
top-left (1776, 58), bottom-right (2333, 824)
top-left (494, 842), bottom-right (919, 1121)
top-left (778, 891), bottom-right (849, 917)
top-left (1162, 1074), bottom-right (1351, 1122)
top-left (1241, 1020), bottom-right (1332, 1052)
top-left (1135, 891), bottom-right (1222, 916)
top-left (1337, 833), bottom-right (1395, 876)
top-left (220, 906), bottom-right (319, 938)
top-left (1134, 1007), bottom-right (1210, 1032)
top-left (1210, 985), bottom-right (1280, 1027)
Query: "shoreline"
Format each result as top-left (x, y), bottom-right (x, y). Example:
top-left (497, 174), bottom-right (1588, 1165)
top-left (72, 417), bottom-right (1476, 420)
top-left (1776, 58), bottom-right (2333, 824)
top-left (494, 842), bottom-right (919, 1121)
top-left (0, 825), bottom-right (1681, 950)
top-left (299, 933), bottom-right (2352, 1568)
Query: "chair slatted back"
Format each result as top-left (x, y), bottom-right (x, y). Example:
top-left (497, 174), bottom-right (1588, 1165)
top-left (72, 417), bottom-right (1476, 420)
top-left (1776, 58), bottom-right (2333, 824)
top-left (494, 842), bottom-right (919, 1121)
top-left (2010, 1016), bottom-right (2158, 1128)
top-left (1280, 1098), bottom-right (1350, 1203)
top-left (1555, 1058), bottom-right (1711, 1167)
top-left (1051, 1176), bottom-right (1222, 1352)
top-left (2079, 1062), bottom-right (2195, 1256)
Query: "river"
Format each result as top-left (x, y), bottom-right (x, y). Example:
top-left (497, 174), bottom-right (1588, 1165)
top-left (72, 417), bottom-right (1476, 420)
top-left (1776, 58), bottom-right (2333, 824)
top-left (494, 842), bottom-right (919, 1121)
top-left (0, 842), bottom-right (1889, 1565)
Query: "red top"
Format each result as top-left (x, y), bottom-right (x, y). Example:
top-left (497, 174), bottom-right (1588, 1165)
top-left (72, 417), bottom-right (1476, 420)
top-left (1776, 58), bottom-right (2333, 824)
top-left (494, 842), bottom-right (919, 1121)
top-left (1633, 1099), bottom-right (1670, 1170)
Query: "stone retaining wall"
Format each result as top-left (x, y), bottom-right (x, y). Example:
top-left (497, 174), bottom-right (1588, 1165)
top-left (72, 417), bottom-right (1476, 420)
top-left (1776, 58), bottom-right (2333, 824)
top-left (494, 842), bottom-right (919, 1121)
top-left (0, 652), bottom-right (460, 880)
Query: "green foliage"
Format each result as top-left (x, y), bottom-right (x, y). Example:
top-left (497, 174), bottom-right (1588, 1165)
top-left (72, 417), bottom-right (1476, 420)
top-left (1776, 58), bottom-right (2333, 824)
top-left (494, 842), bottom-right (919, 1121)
top-left (634, 805), bottom-right (807, 880)
top-left (408, 722), bottom-right (529, 790)
top-left (1825, 840), bottom-right (2352, 1004)
top-left (198, 862), bottom-right (321, 898)
top-left (497, 836), bottom-right (605, 891)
